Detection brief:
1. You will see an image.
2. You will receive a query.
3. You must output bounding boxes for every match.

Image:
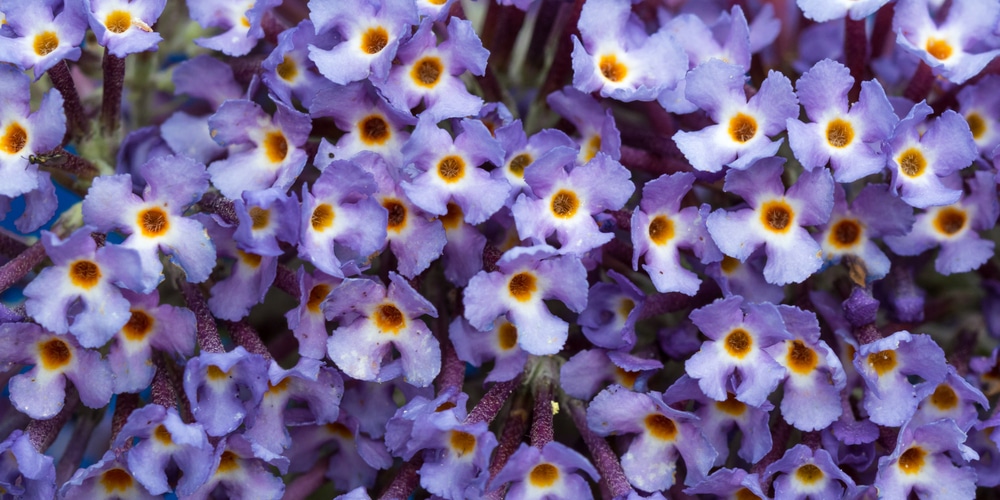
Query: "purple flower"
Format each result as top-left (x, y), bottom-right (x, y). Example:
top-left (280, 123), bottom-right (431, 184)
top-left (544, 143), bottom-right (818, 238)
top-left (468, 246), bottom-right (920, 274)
top-left (587, 385), bottom-right (717, 490)
top-left (232, 187), bottom-right (300, 258)
top-left (893, 0), bottom-right (1000, 84)
top-left (956, 74), bottom-right (1000, 156)
top-left (885, 170), bottom-right (998, 275)
top-left (109, 289), bottom-right (196, 394)
top-left (400, 117), bottom-right (508, 225)
top-left (311, 82), bottom-right (414, 169)
top-left (182, 347), bottom-right (270, 437)
top-left (187, 434), bottom-right (285, 499)
top-left (547, 86), bottom-right (621, 163)
top-left (706, 157), bottom-right (834, 285)
top-left (631, 172), bottom-right (721, 295)
top-left (0, 322), bottom-right (113, 419)
top-left (189, 0), bottom-right (281, 56)
top-left (207, 98), bottom-right (312, 199)
top-left (512, 151), bottom-right (633, 255)
top-left (571, 0), bottom-right (687, 102)
top-left (763, 444), bottom-right (857, 499)
top-left (786, 59), bottom-right (896, 182)
top-left (853, 330), bottom-right (948, 427)
top-left (83, 0), bottom-right (166, 57)
top-left (561, 349), bottom-right (662, 400)
top-left (0, 431), bottom-right (55, 500)
top-left (262, 20), bottom-right (338, 108)
top-left (244, 358), bottom-right (344, 460)
top-left (60, 449), bottom-right (156, 499)
top-left (308, 0), bottom-right (417, 85)
top-left (672, 60), bottom-right (798, 172)
top-left (684, 295), bottom-right (791, 406)
top-left (285, 268), bottom-right (343, 360)
top-left (23, 227), bottom-right (143, 348)
top-left (683, 467), bottom-right (765, 498)
top-left (875, 419), bottom-right (979, 499)
top-left (910, 367), bottom-right (988, 433)
top-left (449, 316), bottom-right (528, 383)
top-left (82, 154), bottom-right (216, 293)
top-left (298, 158), bottom-right (387, 278)
top-left (324, 273), bottom-right (440, 387)
top-left (764, 305), bottom-right (846, 431)
top-left (374, 18), bottom-right (488, 121)
top-left (491, 442), bottom-right (599, 500)
top-left (578, 270), bottom-right (645, 350)
top-left (354, 151), bottom-right (447, 278)
top-left (463, 245), bottom-right (588, 356)
top-left (202, 214), bottom-right (277, 321)
top-left (662, 375), bottom-right (773, 467)
top-left (0, 64), bottom-right (64, 198)
top-left (0, 1), bottom-right (87, 79)
top-left (816, 183), bottom-right (914, 281)
top-left (885, 101), bottom-right (978, 208)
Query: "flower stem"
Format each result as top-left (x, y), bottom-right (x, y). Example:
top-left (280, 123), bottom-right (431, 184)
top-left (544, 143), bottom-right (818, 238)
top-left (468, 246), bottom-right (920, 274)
top-left (46, 61), bottom-right (90, 142)
top-left (377, 456), bottom-right (424, 500)
top-left (466, 375), bottom-right (522, 425)
top-left (0, 241), bottom-right (46, 295)
top-left (566, 397), bottom-right (631, 498)
top-left (226, 320), bottom-right (273, 361)
top-left (26, 389), bottom-right (79, 452)
top-left (180, 282), bottom-right (225, 354)
top-left (100, 48), bottom-right (126, 134)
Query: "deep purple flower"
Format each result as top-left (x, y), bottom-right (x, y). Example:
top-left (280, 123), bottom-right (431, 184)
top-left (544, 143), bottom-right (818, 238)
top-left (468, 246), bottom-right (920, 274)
top-left (113, 404), bottom-right (213, 496)
top-left (182, 347), bottom-right (270, 437)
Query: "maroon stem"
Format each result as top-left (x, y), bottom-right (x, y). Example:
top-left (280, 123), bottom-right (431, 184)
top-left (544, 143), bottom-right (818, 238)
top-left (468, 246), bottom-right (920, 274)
top-left (0, 241), bottom-right (46, 295)
top-left (46, 61), bottom-right (90, 142)
top-left (870, 3), bottom-right (896, 59)
top-left (465, 376), bottom-right (522, 425)
top-left (566, 398), bottom-right (631, 498)
top-left (436, 336), bottom-right (465, 392)
top-left (844, 16), bottom-right (868, 102)
top-left (0, 232), bottom-right (29, 259)
top-left (638, 280), bottom-right (721, 320)
top-left (903, 62), bottom-right (935, 103)
top-left (537, 0), bottom-right (585, 103)
top-left (151, 355), bottom-right (179, 409)
top-left (529, 376), bottom-right (554, 448)
top-left (111, 393), bottom-right (140, 446)
top-left (49, 148), bottom-right (99, 180)
top-left (274, 264), bottom-right (300, 297)
top-left (100, 48), bottom-right (126, 134)
top-left (377, 456), bottom-right (424, 500)
top-left (484, 390), bottom-right (531, 499)
top-left (226, 321), bottom-right (273, 361)
top-left (180, 282), bottom-right (225, 354)
top-left (26, 389), bottom-right (79, 452)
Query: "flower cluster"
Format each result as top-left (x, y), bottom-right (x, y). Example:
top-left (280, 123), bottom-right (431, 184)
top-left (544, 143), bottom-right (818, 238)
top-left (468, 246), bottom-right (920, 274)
top-left (1, 0), bottom-right (1000, 498)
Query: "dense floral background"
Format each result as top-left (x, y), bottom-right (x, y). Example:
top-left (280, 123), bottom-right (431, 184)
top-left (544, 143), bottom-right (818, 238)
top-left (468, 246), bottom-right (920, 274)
top-left (1, 0), bottom-right (1000, 498)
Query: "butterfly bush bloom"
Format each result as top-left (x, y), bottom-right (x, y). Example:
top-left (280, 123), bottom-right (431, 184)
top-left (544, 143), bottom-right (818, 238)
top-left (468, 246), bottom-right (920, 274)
top-left (685, 295), bottom-right (791, 406)
top-left (83, 155), bottom-right (215, 292)
top-left (787, 59), bottom-right (896, 182)
top-left (308, 0), bottom-right (417, 85)
top-left (588, 385), bottom-right (717, 491)
top-left (23, 227), bottom-right (142, 348)
top-left (464, 245), bottom-right (588, 356)
top-left (491, 442), bottom-right (599, 500)
top-left (375, 17), bottom-right (488, 121)
top-left (631, 172), bottom-right (720, 295)
top-left (0, 64), bottom-right (64, 199)
top-left (571, 0), bottom-right (687, 102)
top-left (188, 0), bottom-right (281, 56)
top-left (83, 0), bottom-right (166, 57)
top-left (0, 322), bottom-right (113, 419)
top-left (207, 98), bottom-right (312, 199)
top-left (893, 0), bottom-right (1000, 84)
top-left (874, 420), bottom-right (979, 499)
top-left (325, 272), bottom-right (440, 386)
top-left (0, 1), bottom-right (87, 79)
top-left (885, 170), bottom-right (998, 275)
top-left (854, 330), bottom-right (948, 427)
top-left (885, 101), bottom-right (978, 209)
top-left (0, 430), bottom-right (56, 499)
top-left (511, 151), bottom-right (633, 255)
top-left (763, 444), bottom-right (857, 499)
top-left (672, 60), bottom-right (798, 172)
top-left (707, 157), bottom-right (834, 285)
top-left (183, 347), bottom-right (270, 437)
